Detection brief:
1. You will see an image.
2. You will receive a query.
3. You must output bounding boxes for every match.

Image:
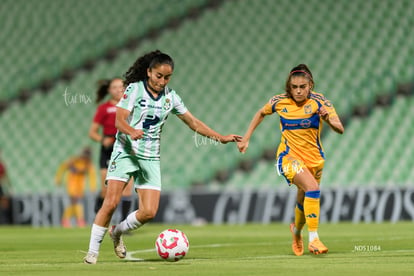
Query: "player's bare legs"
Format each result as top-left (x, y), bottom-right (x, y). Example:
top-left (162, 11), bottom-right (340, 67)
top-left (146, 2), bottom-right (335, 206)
top-left (111, 189), bottom-right (160, 235)
top-left (84, 179), bottom-right (127, 264)
top-left (108, 189), bottom-right (160, 259)
top-left (136, 189), bottom-right (160, 223)
top-left (95, 180), bottom-right (127, 226)
top-left (120, 178), bottom-right (134, 221)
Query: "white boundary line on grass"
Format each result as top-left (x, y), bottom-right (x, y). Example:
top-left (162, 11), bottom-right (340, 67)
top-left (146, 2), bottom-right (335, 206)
top-left (125, 243), bottom-right (414, 261)
top-left (125, 242), bottom-right (273, 261)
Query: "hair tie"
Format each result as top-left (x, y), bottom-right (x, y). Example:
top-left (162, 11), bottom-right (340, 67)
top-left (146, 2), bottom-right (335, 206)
top-left (290, 70), bottom-right (312, 79)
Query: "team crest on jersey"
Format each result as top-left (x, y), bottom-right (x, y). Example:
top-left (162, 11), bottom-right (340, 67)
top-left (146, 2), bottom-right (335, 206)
top-left (109, 161), bottom-right (116, 172)
top-left (123, 93), bottom-right (128, 99)
top-left (304, 104), bottom-right (312, 114)
top-left (163, 98), bottom-right (171, 110)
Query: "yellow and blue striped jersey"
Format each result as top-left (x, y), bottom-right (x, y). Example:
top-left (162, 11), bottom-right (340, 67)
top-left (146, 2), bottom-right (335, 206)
top-left (262, 91), bottom-right (339, 167)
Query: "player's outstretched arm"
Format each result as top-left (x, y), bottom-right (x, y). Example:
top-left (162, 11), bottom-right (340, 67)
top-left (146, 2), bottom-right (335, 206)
top-left (237, 109), bottom-right (267, 153)
top-left (177, 111), bottom-right (242, 144)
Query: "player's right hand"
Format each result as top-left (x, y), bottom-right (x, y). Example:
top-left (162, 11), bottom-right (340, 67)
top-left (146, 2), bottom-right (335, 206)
top-left (130, 129), bottom-right (144, 140)
top-left (220, 134), bottom-right (243, 144)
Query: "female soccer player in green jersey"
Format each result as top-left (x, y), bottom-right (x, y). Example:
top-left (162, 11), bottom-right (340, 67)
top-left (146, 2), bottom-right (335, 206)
top-left (84, 50), bottom-right (242, 264)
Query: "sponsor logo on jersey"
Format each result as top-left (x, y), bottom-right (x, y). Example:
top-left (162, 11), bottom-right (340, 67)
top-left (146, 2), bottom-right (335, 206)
top-left (139, 99), bottom-right (146, 107)
top-left (281, 107), bottom-right (288, 113)
top-left (107, 106), bottom-right (117, 113)
top-left (300, 119), bottom-right (311, 128)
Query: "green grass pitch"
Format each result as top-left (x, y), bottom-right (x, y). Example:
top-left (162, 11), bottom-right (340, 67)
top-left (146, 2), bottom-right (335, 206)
top-left (1, 222), bottom-right (413, 275)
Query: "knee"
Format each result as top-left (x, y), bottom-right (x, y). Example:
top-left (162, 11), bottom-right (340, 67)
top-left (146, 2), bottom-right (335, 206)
top-left (293, 170), bottom-right (319, 192)
top-left (139, 208), bottom-right (158, 223)
top-left (305, 182), bottom-right (319, 192)
top-left (101, 196), bottom-right (120, 214)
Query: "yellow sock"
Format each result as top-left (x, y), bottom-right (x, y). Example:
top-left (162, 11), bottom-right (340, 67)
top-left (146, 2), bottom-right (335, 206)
top-left (73, 203), bottom-right (84, 221)
top-left (304, 190), bottom-right (320, 232)
top-left (294, 203), bottom-right (306, 232)
top-left (62, 205), bottom-right (74, 220)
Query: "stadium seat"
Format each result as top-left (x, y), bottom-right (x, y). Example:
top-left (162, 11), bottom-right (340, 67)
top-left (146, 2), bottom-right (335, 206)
top-left (0, 0), bottom-right (209, 101)
top-left (1, 0), bottom-right (413, 193)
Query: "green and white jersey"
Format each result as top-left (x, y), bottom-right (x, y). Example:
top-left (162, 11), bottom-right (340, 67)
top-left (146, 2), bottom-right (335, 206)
top-left (114, 81), bottom-right (188, 160)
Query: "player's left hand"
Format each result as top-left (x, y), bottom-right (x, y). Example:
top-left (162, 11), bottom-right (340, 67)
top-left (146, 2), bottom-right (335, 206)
top-left (318, 106), bottom-right (329, 121)
top-left (220, 134), bottom-right (243, 144)
top-left (102, 136), bottom-right (115, 148)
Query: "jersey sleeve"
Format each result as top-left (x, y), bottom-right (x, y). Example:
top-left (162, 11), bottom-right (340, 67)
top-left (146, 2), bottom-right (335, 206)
top-left (117, 83), bottom-right (138, 111)
top-left (171, 92), bottom-right (188, 115)
top-left (320, 96), bottom-right (339, 119)
top-left (92, 104), bottom-right (105, 124)
top-left (262, 95), bottom-right (279, 115)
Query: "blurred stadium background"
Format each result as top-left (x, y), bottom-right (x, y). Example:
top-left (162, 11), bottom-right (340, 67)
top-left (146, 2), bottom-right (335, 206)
top-left (0, 0), bottom-right (413, 225)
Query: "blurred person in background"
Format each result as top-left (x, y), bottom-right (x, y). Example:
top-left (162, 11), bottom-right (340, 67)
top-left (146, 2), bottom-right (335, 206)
top-left (55, 147), bottom-right (97, 227)
top-left (84, 50), bottom-right (242, 264)
top-left (237, 64), bottom-right (344, 256)
top-left (89, 78), bottom-right (134, 221)
top-left (0, 150), bottom-right (12, 224)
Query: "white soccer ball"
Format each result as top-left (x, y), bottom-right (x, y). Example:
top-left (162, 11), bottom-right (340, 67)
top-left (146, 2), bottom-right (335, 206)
top-left (155, 229), bottom-right (189, 262)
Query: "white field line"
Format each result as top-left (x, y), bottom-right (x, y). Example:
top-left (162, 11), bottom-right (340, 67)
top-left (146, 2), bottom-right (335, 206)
top-left (125, 242), bottom-right (414, 261)
top-left (125, 242), bottom-right (272, 261)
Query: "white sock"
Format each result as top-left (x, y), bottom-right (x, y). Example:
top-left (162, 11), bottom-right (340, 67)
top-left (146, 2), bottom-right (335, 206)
top-left (114, 211), bottom-right (142, 236)
top-left (309, 231), bottom-right (319, 242)
top-left (293, 226), bottom-right (302, 236)
top-left (88, 224), bottom-right (108, 255)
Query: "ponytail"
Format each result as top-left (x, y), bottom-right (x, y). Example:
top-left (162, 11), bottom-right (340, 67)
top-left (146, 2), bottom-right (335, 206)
top-left (95, 79), bottom-right (110, 103)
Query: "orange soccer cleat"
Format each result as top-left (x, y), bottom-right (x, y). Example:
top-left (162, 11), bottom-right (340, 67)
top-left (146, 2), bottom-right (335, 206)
top-left (308, 238), bottom-right (328, 255)
top-left (290, 223), bottom-right (304, 256)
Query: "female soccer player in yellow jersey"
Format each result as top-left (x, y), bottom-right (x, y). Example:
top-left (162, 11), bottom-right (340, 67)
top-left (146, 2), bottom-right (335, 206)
top-left (55, 148), bottom-right (97, 227)
top-left (237, 64), bottom-right (344, 256)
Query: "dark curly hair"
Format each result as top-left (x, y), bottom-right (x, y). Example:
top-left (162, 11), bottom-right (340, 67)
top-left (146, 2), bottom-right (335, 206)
top-left (284, 64), bottom-right (314, 97)
top-left (124, 50), bottom-right (174, 86)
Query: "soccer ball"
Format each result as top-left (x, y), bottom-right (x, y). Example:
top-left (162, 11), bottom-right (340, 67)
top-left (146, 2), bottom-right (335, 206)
top-left (155, 229), bottom-right (189, 262)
